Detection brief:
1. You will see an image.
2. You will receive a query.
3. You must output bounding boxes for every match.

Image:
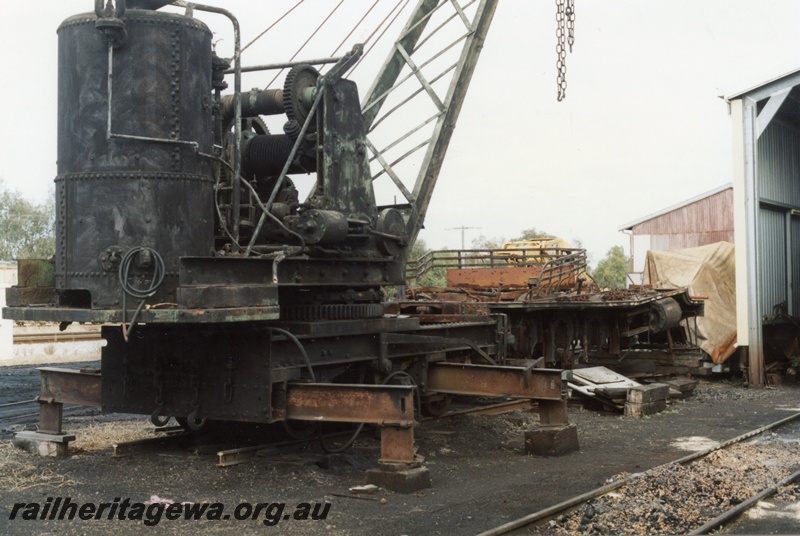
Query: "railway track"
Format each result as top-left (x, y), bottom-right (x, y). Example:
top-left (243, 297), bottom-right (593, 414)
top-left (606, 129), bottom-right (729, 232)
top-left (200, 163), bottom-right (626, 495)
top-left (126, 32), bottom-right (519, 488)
top-left (13, 331), bottom-right (102, 344)
top-left (478, 412), bottom-right (800, 536)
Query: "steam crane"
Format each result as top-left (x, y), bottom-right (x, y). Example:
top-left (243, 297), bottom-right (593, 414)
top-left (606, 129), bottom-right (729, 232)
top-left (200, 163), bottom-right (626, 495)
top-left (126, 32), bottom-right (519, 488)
top-left (4, 0), bottom-right (577, 492)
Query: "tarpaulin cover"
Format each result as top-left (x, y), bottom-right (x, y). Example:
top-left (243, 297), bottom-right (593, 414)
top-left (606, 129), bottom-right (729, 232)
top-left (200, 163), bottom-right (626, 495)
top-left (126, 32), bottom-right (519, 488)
top-left (642, 242), bottom-right (736, 363)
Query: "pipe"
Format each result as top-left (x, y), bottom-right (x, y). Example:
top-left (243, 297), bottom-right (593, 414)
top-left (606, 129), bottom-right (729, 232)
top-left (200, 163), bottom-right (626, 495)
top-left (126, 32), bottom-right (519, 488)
top-left (172, 1), bottom-right (242, 247)
top-left (221, 89), bottom-right (284, 124)
top-left (227, 56), bottom-right (343, 75)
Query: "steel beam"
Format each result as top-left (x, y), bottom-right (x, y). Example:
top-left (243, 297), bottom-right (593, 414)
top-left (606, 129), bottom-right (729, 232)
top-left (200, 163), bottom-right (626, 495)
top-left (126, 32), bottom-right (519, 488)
top-left (39, 367), bottom-right (102, 407)
top-left (285, 383), bottom-right (415, 426)
top-left (427, 363), bottom-right (563, 400)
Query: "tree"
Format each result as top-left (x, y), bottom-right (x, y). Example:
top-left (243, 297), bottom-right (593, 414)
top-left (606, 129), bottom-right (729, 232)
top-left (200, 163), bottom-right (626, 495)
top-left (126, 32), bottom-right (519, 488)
top-left (592, 245), bottom-right (629, 289)
top-left (470, 234), bottom-right (505, 250)
top-left (513, 227), bottom-right (553, 241)
top-left (407, 238), bottom-right (446, 287)
top-left (408, 237), bottom-right (431, 262)
top-left (0, 182), bottom-right (55, 261)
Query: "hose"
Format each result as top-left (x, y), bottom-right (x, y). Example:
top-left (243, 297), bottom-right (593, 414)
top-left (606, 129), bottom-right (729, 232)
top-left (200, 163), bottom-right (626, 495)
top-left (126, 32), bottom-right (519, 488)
top-left (268, 327), bottom-right (315, 382)
top-left (118, 246), bottom-right (165, 341)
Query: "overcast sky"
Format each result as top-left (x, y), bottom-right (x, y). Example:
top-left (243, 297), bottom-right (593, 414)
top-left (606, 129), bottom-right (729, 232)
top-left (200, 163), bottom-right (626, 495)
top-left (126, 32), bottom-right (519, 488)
top-left (1, 1), bottom-right (799, 266)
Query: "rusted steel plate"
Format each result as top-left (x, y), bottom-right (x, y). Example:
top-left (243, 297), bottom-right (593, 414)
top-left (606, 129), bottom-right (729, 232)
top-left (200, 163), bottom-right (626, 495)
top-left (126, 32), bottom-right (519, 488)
top-left (39, 367), bottom-right (102, 407)
top-left (285, 383), bottom-right (415, 426)
top-left (447, 267), bottom-right (542, 289)
top-left (427, 363), bottom-right (563, 400)
top-left (380, 426), bottom-right (416, 463)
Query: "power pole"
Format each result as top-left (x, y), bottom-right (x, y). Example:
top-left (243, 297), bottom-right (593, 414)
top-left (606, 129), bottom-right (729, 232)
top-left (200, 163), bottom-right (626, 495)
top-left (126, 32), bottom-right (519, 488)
top-left (447, 226), bottom-right (481, 250)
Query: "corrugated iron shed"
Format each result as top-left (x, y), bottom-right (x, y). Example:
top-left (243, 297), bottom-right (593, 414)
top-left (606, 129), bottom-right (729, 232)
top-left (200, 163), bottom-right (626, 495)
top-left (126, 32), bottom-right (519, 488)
top-left (728, 69), bottom-right (800, 387)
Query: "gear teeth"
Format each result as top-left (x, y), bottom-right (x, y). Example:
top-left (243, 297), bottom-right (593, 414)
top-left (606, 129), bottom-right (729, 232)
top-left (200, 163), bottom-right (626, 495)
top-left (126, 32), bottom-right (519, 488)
top-left (245, 116), bottom-right (269, 136)
top-left (281, 303), bottom-right (384, 321)
top-left (283, 64), bottom-right (319, 128)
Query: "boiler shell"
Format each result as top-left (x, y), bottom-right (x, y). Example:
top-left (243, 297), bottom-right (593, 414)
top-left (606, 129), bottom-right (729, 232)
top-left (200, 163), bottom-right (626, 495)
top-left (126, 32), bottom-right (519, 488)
top-left (55, 10), bottom-right (214, 307)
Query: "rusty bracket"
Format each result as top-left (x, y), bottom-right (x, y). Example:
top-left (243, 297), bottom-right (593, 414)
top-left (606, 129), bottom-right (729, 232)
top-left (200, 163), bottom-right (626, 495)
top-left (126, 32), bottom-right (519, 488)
top-left (284, 383), bottom-right (415, 426)
top-left (427, 362), bottom-right (563, 400)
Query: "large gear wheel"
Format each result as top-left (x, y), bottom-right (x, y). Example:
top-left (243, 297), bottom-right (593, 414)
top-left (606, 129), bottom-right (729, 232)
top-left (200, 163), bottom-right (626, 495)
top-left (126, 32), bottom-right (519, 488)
top-left (281, 303), bottom-right (385, 322)
top-left (256, 176), bottom-right (298, 205)
top-left (283, 64), bottom-right (320, 129)
top-left (242, 116), bottom-right (269, 136)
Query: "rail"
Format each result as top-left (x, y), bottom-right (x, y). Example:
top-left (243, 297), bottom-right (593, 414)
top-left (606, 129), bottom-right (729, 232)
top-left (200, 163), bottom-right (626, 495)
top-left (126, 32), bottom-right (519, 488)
top-left (478, 411), bottom-right (800, 535)
top-left (13, 332), bottom-right (102, 345)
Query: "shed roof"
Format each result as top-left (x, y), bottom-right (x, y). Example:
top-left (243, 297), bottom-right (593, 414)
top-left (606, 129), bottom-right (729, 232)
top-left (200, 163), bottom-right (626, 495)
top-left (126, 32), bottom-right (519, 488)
top-left (619, 183), bottom-right (732, 232)
top-left (726, 67), bottom-right (800, 102)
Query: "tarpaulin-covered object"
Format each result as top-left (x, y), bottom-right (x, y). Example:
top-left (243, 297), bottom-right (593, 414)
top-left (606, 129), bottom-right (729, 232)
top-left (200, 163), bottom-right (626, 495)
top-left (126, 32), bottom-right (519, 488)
top-left (643, 242), bottom-right (736, 363)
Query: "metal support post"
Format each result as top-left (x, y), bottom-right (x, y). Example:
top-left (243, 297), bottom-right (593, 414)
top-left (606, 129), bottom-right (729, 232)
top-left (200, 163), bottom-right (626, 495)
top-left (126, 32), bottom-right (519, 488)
top-left (14, 367), bottom-right (101, 456)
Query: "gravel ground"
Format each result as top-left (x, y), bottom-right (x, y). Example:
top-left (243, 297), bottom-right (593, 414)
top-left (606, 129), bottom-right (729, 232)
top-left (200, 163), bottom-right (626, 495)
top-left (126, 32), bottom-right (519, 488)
top-left (1, 374), bottom-right (799, 535)
top-left (537, 431), bottom-right (800, 535)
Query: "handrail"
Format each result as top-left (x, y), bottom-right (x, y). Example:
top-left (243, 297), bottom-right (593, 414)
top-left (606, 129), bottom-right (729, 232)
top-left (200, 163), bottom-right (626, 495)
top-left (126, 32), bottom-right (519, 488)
top-left (406, 248), bottom-right (587, 286)
top-left (528, 250), bottom-right (588, 297)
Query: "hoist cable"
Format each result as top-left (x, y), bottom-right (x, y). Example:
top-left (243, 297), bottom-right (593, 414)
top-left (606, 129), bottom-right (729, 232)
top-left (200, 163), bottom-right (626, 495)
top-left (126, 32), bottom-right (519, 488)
top-left (241, 0), bottom-right (306, 53)
top-left (363, 0), bottom-right (409, 49)
top-left (348, 0), bottom-right (411, 77)
top-left (330, 0), bottom-right (381, 58)
top-left (266, 0), bottom-right (345, 89)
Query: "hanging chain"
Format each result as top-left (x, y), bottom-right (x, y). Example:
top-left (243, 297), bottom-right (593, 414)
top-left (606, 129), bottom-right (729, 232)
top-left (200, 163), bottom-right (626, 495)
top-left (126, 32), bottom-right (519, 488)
top-left (566, 0), bottom-right (575, 52)
top-left (556, 0), bottom-right (576, 101)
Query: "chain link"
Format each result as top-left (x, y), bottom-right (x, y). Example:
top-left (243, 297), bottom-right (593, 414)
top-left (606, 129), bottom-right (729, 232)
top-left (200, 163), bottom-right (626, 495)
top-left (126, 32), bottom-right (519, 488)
top-left (556, 0), bottom-right (576, 101)
top-left (566, 0), bottom-right (575, 52)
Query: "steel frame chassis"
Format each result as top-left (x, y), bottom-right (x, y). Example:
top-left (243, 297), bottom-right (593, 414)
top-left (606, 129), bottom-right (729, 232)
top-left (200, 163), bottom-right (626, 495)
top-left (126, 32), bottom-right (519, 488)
top-left (24, 314), bottom-right (572, 491)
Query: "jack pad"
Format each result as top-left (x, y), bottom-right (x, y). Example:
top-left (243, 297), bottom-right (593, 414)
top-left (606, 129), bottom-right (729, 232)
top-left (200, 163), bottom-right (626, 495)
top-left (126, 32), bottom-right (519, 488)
top-left (365, 461), bottom-right (431, 494)
top-left (524, 423), bottom-right (579, 456)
